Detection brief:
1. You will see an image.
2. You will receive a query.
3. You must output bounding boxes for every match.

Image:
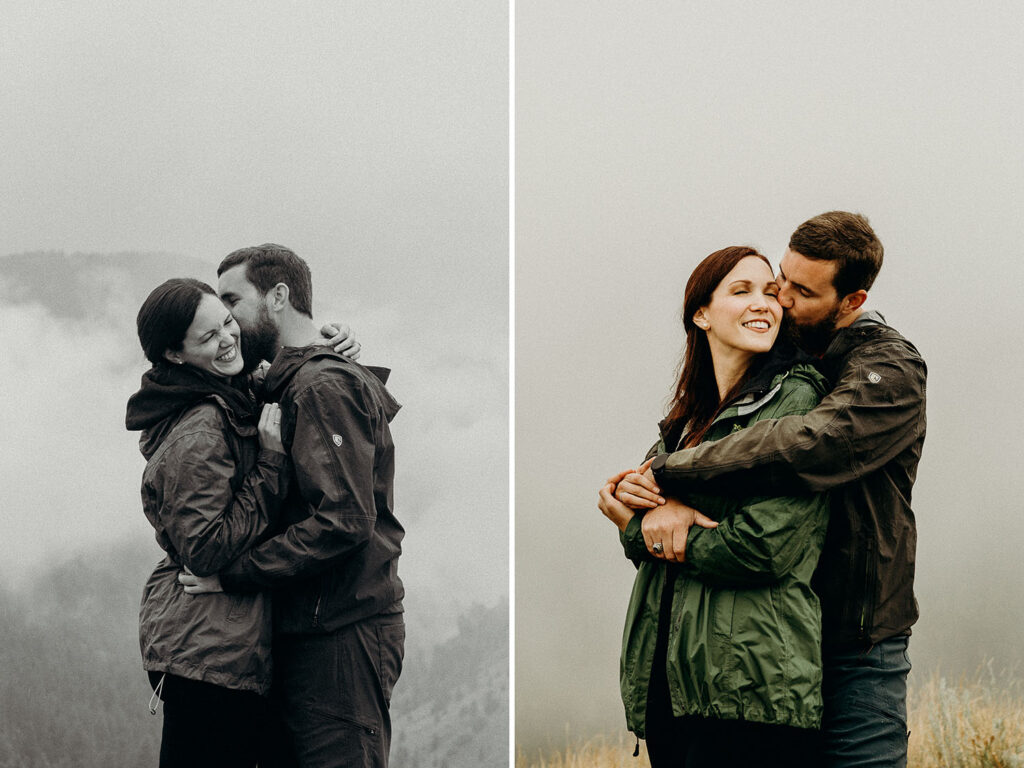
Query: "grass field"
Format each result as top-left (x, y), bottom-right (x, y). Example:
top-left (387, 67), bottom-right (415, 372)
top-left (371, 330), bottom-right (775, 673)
top-left (517, 666), bottom-right (1024, 768)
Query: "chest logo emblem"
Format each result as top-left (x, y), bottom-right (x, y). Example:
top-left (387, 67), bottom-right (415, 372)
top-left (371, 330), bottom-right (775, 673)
top-left (332, 434), bottom-right (344, 446)
top-left (867, 371), bottom-right (882, 384)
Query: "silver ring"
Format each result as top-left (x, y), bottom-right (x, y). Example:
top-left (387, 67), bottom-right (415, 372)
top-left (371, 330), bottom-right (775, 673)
top-left (652, 542), bottom-right (664, 555)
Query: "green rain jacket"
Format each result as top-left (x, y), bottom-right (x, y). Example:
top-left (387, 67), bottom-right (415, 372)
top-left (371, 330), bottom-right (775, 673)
top-left (619, 363), bottom-right (829, 737)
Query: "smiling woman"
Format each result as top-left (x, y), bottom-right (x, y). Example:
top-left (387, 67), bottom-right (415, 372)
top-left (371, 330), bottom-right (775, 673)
top-left (597, 246), bottom-right (830, 768)
top-left (126, 277), bottom-right (289, 768)
top-left (165, 294), bottom-right (244, 377)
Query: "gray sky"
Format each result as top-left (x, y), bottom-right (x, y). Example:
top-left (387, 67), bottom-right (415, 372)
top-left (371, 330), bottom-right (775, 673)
top-left (0, 1), bottom-right (508, 641)
top-left (516, 0), bottom-right (1024, 751)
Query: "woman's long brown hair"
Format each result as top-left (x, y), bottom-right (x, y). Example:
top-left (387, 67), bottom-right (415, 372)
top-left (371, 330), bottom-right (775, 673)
top-left (663, 246), bottom-right (773, 449)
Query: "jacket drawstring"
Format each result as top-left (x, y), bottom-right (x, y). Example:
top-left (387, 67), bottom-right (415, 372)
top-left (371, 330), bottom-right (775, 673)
top-left (148, 673), bottom-right (166, 715)
top-left (633, 735), bottom-right (640, 757)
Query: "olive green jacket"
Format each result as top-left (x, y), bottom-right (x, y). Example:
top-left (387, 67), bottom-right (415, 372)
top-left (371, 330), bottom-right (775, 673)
top-left (619, 363), bottom-right (829, 736)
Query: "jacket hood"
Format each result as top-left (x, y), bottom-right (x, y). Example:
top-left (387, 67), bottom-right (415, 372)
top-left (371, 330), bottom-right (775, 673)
top-left (264, 346), bottom-right (400, 422)
top-left (126, 364), bottom-right (257, 459)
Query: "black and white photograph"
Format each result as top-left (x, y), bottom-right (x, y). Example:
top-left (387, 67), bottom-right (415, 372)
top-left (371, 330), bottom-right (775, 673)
top-left (1, 3), bottom-right (507, 767)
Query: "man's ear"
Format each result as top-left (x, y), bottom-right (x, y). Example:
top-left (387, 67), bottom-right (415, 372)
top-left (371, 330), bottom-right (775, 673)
top-left (840, 289), bottom-right (868, 316)
top-left (266, 283), bottom-right (290, 312)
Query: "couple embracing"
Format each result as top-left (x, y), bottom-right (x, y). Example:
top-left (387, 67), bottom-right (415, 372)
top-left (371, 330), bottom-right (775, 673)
top-left (600, 211), bottom-right (926, 768)
top-left (126, 245), bottom-right (404, 768)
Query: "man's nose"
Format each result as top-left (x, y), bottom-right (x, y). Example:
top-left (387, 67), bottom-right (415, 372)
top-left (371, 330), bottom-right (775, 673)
top-left (777, 287), bottom-right (795, 309)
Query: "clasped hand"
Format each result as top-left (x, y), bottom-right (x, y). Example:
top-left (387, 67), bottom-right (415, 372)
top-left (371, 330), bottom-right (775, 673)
top-left (600, 458), bottom-right (717, 561)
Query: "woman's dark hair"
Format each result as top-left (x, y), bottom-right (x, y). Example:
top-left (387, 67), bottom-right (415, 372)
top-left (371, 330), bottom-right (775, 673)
top-left (136, 278), bottom-right (217, 365)
top-left (664, 246), bottom-right (773, 448)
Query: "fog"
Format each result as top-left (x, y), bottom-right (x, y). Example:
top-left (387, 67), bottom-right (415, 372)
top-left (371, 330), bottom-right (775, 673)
top-left (516, 0), bottom-right (1024, 751)
top-left (0, 1), bottom-right (508, 639)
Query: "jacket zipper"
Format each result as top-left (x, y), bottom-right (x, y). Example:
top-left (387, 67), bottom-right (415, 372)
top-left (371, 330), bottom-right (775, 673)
top-left (312, 587), bottom-right (323, 629)
top-left (858, 539), bottom-right (876, 641)
top-left (311, 708), bottom-right (377, 736)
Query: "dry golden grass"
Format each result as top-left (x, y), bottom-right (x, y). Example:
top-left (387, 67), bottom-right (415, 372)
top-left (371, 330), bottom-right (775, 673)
top-left (518, 667), bottom-right (1024, 768)
top-left (908, 664), bottom-right (1024, 768)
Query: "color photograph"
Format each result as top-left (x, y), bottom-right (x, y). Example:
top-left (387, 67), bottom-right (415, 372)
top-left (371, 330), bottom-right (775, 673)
top-left (516, 2), bottom-right (1024, 766)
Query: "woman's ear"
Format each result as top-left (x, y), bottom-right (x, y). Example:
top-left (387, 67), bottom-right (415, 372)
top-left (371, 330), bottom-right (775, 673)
top-left (164, 350), bottom-right (184, 365)
top-left (692, 308), bottom-right (710, 330)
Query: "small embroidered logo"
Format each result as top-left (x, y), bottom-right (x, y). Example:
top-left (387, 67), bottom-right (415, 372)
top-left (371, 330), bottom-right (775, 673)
top-left (332, 434), bottom-right (343, 446)
top-left (867, 371), bottom-right (882, 384)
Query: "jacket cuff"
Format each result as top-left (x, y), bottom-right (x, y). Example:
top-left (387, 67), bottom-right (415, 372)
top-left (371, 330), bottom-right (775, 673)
top-left (619, 514), bottom-right (649, 562)
top-left (257, 448), bottom-right (288, 466)
top-left (651, 452), bottom-right (670, 482)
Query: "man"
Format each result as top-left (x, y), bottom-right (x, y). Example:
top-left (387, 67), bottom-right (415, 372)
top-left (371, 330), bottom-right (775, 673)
top-left (603, 211), bottom-right (926, 768)
top-left (182, 244), bottom-right (405, 768)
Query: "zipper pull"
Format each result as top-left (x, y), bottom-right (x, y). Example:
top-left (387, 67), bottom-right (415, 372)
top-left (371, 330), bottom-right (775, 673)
top-left (633, 735), bottom-right (639, 757)
top-left (148, 673), bottom-right (166, 715)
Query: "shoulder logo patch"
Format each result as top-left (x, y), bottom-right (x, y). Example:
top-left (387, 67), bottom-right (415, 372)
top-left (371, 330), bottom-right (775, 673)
top-left (867, 371), bottom-right (882, 384)
top-left (332, 434), bottom-right (343, 447)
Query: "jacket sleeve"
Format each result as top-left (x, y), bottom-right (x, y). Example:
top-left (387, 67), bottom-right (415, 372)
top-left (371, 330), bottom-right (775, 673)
top-left (625, 373), bottom-right (828, 586)
top-left (652, 341), bottom-right (927, 495)
top-left (220, 375), bottom-right (378, 589)
top-left (681, 491), bottom-right (827, 587)
top-left (150, 427), bottom-right (289, 577)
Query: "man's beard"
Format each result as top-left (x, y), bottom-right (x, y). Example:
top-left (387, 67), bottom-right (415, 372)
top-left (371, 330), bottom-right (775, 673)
top-left (782, 305), bottom-right (841, 355)
top-left (238, 306), bottom-right (280, 374)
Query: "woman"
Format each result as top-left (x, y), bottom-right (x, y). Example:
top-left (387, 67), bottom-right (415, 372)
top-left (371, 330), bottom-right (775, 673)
top-left (126, 278), bottom-right (355, 767)
top-left (598, 247), bottom-right (829, 768)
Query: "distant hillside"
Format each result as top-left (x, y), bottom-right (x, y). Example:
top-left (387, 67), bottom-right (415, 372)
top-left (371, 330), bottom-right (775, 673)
top-left (0, 543), bottom-right (508, 767)
top-left (0, 251), bottom-right (216, 324)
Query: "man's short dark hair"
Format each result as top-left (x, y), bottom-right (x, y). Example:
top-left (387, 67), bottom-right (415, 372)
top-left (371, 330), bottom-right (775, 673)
top-left (217, 243), bottom-right (313, 318)
top-left (789, 211), bottom-right (883, 297)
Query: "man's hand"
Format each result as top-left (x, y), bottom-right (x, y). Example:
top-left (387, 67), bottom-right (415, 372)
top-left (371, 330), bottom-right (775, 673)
top-left (599, 469), bottom-right (638, 532)
top-left (318, 322), bottom-right (362, 360)
top-left (641, 498), bottom-right (719, 563)
top-left (178, 568), bottom-right (224, 595)
top-left (614, 458), bottom-right (664, 509)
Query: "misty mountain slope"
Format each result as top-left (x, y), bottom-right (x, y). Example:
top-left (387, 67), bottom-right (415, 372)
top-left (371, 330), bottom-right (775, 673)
top-left (0, 544), bottom-right (507, 767)
top-left (390, 599), bottom-right (509, 768)
top-left (0, 251), bottom-right (215, 325)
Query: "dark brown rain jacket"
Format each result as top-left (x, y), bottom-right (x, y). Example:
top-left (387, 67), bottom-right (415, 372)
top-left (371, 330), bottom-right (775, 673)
top-left (219, 347), bottom-right (404, 635)
top-left (127, 365), bottom-right (290, 694)
top-left (652, 315), bottom-right (927, 647)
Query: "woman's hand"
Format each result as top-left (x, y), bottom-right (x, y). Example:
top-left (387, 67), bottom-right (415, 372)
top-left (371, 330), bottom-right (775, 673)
top-left (614, 457), bottom-right (665, 508)
top-left (599, 469), bottom-right (637, 532)
top-left (258, 402), bottom-right (285, 454)
top-left (318, 322), bottom-right (362, 360)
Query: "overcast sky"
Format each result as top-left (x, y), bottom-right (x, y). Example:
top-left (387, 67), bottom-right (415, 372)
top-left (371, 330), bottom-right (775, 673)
top-left (516, 0), bottom-right (1024, 751)
top-left (0, 1), bottom-right (508, 644)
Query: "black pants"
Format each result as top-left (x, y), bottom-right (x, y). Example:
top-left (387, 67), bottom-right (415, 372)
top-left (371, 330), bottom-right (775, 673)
top-left (272, 615), bottom-right (406, 768)
top-left (643, 571), bottom-right (820, 768)
top-left (150, 673), bottom-right (282, 768)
